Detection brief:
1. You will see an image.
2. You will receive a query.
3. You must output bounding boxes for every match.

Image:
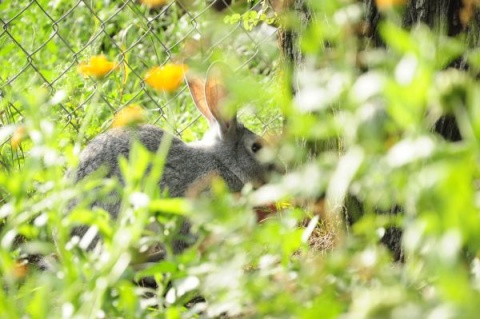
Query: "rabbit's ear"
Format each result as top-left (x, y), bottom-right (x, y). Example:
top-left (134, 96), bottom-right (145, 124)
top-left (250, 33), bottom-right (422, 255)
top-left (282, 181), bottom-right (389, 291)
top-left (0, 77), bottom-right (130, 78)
top-left (205, 63), bottom-right (237, 136)
top-left (186, 74), bottom-right (215, 125)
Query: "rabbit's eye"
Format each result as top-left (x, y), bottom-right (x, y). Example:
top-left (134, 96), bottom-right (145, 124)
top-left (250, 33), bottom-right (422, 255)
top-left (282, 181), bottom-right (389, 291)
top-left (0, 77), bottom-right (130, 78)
top-left (251, 142), bottom-right (262, 153)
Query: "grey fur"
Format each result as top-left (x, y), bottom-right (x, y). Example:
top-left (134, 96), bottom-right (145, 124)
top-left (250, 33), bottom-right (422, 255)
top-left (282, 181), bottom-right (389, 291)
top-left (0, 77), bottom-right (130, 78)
top-left (71, 67), bottom-right (275, 254)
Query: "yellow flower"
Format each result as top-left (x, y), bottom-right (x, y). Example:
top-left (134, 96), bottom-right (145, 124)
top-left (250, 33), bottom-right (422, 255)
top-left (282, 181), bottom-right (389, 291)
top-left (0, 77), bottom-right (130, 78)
top-left (11, 126), bottom-right (26, 150)
top-left (139, 0), bottom-right (169, 8)
top-left (78, 55), bottom-right (117, 79)
top-left (144, 63), bottom-right (188, 92)
top-left (112, 105), bottom-right (147, 128)
top-left (375, 0), bottom-right (406, 9)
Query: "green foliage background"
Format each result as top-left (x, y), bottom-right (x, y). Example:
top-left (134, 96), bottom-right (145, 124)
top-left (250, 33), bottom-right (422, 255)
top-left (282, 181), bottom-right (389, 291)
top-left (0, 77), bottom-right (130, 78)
top-left (2, 0), bottom-right (480, 318)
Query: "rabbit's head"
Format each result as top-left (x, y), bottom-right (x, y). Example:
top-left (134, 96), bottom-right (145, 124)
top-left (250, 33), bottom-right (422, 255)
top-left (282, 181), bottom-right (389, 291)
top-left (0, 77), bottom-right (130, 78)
top-left (187, 63), bottom-right (278, 189)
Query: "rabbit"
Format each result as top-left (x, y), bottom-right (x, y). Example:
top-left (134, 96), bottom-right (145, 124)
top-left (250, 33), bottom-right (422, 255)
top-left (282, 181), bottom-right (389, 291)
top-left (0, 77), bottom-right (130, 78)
top-left (70, 63), bottom-right (277, 255)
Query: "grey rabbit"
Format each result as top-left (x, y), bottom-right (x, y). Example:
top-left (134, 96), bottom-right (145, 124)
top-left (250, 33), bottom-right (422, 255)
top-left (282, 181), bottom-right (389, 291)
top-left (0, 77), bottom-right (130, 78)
top-left (71, 63), bottom-right (277, 255)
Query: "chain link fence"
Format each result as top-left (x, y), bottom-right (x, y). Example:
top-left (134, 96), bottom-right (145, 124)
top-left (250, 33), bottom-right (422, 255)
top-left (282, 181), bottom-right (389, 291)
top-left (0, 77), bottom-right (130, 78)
top-left (0, 0), bottom-right (282, 158)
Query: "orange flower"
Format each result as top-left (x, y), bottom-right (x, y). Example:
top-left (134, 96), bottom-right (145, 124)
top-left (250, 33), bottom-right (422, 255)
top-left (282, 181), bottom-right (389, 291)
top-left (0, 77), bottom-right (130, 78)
top-left (460, 0), bottom-right (480, 26)
top-left (78, 55), bottom-right (117, 79)
top-left (144, 63), bottom-right (188, 92)
top-left (13, 261), bottom-right (29, 279)
top-left (112, 105), bottom-right (147, 128)
top-left (139, 0), bottom-right (169, 8)
top-left (11, 126), bottom-right (26, 150)
top-left (375, 0), bottom-right (406, 9)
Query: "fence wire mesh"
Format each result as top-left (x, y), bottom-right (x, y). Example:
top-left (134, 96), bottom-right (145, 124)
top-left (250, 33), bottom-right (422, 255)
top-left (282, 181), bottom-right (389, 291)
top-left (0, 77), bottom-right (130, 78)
top-left (0, 0), bottom-right (282, 159)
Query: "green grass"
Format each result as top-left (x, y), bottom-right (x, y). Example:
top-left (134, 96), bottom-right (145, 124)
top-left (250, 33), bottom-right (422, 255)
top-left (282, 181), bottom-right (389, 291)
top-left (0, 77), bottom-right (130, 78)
top-left (2, 0), bottom-right (480, 318)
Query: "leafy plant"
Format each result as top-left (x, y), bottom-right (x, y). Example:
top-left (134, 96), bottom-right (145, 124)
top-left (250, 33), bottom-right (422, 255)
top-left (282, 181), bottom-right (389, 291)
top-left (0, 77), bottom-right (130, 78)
top-left (2, 0), bottom-right (480, 318)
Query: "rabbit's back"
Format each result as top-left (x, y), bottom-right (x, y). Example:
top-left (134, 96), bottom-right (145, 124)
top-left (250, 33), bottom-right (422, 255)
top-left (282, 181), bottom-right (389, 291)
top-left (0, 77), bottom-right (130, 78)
top-left (76, 125), bottom-right (172, 182)
top-left (75, 124), bottom-right (242, 196)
